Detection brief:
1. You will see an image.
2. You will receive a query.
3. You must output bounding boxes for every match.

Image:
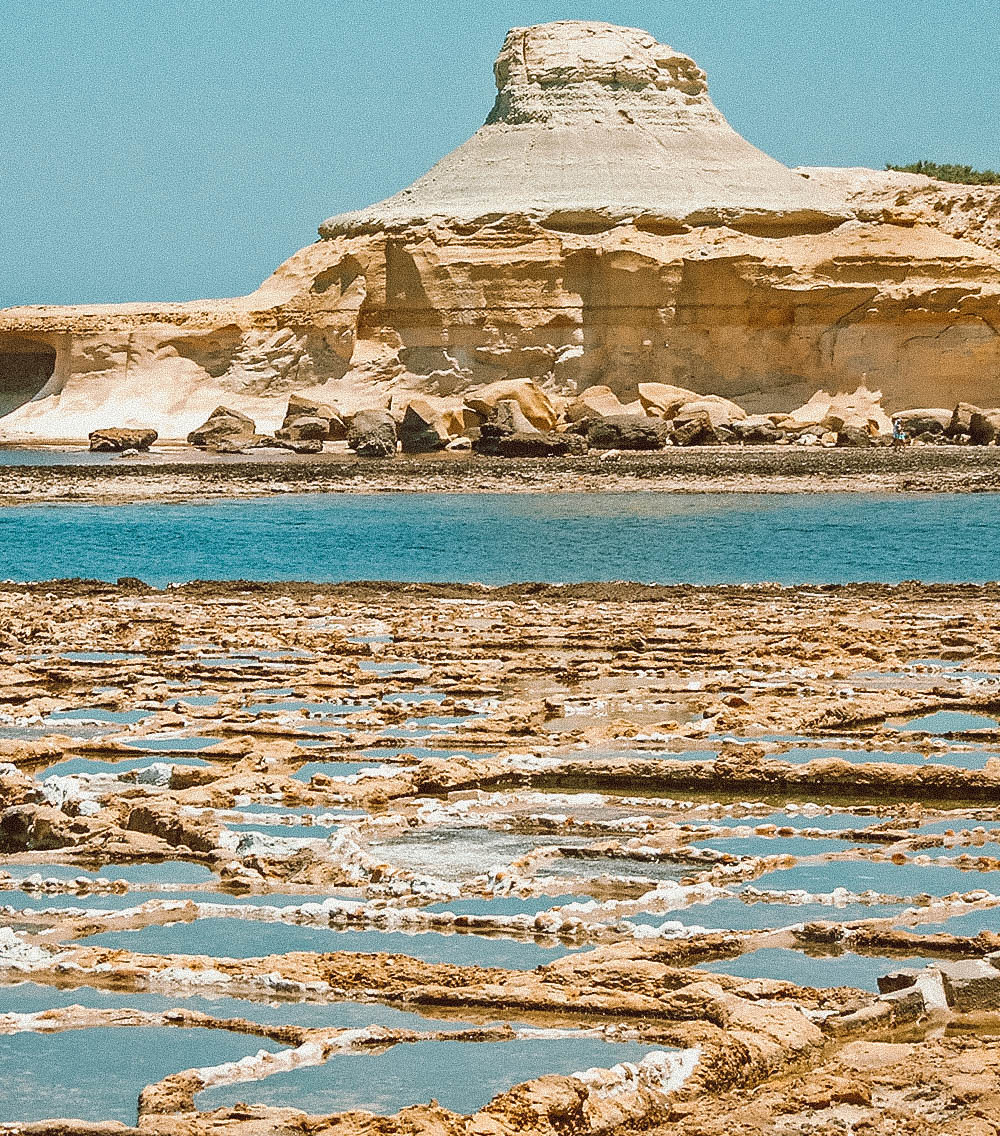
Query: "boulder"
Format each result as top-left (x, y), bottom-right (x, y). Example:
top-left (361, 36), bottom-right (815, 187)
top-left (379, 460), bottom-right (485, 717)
top-left (673, 395), bottom-right (746, 429)
top-left (464, 378), bottom-right (557, 431)
top-left (276, 415), bottom-right (329, 443)
top-left (669, 411), bottom-right (715, 446)
top-left (781, 389), bottom-right (833, 429)
top-left (493, 431), bottom-right (587, 457)
top-left (347, 409), bottom-right (397, 457)
top-left (947, 402), bottom-right (981, 437)
top-left (970, 408), bottom-right (1000, 445)
top-left (282, 394), bottom-right (346, 440)
top-left (892, 408), bottom-right (951, 437)
top-left (637, 383), bottom-right (699, 419)
top-left (397, 396), bottom-right (466, 453)
top-left (586, 415), bottom-right (669, 450)
top-left (0, 804), bottom-right (75, 852)
top-left (187, 406), bottom-right (259, 452)
top-left (489, 399), bottom-right (539, 436)
top-left (88, 427), bottom-right (158, 453)
top-left (566, 385), bottom-right (634, 422)
top-left (821, 387), bottom-right (893, 438)
top-left (730, 415), bottom-right (784, 444)
top-left (274, 435), bottom-right (324, 455)
top-left (833, 418), bottom-right (874, 447)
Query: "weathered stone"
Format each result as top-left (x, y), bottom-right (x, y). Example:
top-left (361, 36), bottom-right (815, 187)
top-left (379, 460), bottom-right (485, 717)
top-left (488, 399), bottom-right (539, 436)
top-left (970, 408), bottom-right (1000, 445)
top-left (637, 383), bottom-right (699, 419)
top-left (465, 379), bottom-right (557, 431)
top-left (938, 959), bottom-right (1000, 1012)
top-left (274, 435), bottom-right (323, 454)
top-left (282, 395), bottom-right (346, 440)
top-left (187, 406), bottom-right (258, 451)
top-left (495, 431), bottom-right (587, 457)
top-left (670, 412), bottom-right (714, 446)
top-left (892, 408), bottom-right (951, 436)
top-left (347, 409), bottom-right (397, 457)
top-left (731, 415), bottom-right (784, 444)
top-left (674, 395), bottom-right (747, 429)
top-left (586, 415), bottom-right (669, 450)
top-left (397, 397), bottom-right (465, 453)
top-left (947, 402), bottom-right (981, 437)
top-left (275, 415), bottom-right (329, 443)
top-left (88, 427), bottom-right (158, 453)
top-left (566, 385), bottom-right (633, 422)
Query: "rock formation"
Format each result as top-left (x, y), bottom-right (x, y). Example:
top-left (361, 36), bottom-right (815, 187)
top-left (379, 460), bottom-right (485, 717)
top-left (2, 20), bottom-right (1000, 441)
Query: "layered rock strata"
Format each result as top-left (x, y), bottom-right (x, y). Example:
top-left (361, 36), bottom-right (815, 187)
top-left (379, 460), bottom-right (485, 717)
top-left (2, 20), bottom-right (999, 441)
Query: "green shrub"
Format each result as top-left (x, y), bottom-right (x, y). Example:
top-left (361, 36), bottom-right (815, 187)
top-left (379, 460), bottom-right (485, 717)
top-left (885, 160), bottom-right (1000, 185)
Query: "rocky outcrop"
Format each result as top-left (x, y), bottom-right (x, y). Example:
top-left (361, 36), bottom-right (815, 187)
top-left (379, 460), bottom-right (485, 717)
top-left (3, 21), bottom-right (1000, 441)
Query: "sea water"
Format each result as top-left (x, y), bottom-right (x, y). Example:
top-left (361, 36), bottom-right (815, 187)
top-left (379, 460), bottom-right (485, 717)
top-left (0, 492), bottom-right (998, 584)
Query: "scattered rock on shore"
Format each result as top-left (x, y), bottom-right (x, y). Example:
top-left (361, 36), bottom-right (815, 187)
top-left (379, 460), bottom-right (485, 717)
top-left (347, 409), bottom-right (398, 457)
top-left (187, 406), bottom-right (261, 452)
top-left (88, 427), bottom-right (158, 453)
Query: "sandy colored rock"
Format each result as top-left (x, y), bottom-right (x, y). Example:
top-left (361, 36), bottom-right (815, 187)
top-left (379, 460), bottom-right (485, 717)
top-left (347, 408), bottom-right (397, 457)
top-left (638, 383), bottom-right (700, 418)
top-left (566, 385), bottom-right (634, 422)
top-left (465, 379), bottom-right (557, 431)
top-left (187, 405), bottom-right (259, 452)
top-left (88, 426), bottom-right (158, 452)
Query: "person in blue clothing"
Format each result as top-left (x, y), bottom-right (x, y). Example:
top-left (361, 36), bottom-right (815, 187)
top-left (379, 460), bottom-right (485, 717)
top-left (892, 418), bottom-right (907, 448)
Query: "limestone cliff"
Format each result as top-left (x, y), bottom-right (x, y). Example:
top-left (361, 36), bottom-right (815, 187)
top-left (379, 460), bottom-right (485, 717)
top-left (2, 20), bottom-right (999, 440)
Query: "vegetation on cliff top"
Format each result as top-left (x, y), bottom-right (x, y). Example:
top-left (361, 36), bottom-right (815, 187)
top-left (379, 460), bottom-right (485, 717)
top-left (886, 160), bottom-right (1000, 185)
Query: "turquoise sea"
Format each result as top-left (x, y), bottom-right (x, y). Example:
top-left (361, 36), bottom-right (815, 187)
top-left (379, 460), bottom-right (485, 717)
top-left (0, 491), bottom-right (994, 585)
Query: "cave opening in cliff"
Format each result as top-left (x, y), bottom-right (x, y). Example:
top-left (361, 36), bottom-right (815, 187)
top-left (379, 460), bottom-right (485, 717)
top-left (0, 336), bottom-right (56, 417)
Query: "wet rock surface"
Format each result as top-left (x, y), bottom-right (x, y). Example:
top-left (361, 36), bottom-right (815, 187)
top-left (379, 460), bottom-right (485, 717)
top-left (0, 581), bottom-right (999, 1130)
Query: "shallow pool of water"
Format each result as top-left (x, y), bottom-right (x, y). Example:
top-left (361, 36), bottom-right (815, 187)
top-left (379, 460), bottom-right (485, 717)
top-left (891, 711), bottom-right (1000, 734)
top-left (227, 821), bottom-right (339, 840)
top-left (754, 860), bottom-right (1000, 897)
top-left (714, 811), bottom-right (883, 832)
top-left (1, 890), bottom-right (321, 912)
top-left (689, 836), bottom-right (862, 858)
top-left (0, 1026), bottom-right (281, 1125)
top-left (40, 754), bottom-right (209, 777)
top-left (903, 908), bottom-right (1000, 937)
top-left (698, 947), bottom-right (943, 991)
top-left (196, 1035), bottom-right (657, 1117)
top-left (60, 650), bottom-right (146, 663)
top-left (79, 919), bottom-right (584, 969)
top-left (3, 492), bottom-right (999, 585)
top-left (627, 895), bottom-right (907, 932)
top-left (0, 981), bottom-right (475, 1030)
top-left (4, 862), bottom-right (216, 885)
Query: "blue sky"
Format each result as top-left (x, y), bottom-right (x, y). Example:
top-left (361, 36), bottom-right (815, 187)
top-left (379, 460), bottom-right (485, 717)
top-left (3, 0), bottom-right (998, 306)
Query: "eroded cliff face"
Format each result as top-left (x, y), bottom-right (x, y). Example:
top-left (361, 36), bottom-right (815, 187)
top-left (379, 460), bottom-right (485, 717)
top-left (2, 20), bottom-right (999, 440)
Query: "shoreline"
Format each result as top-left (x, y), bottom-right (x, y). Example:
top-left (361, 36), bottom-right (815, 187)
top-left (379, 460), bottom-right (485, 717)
top-left (0, 445), bottom-right (999, 504)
